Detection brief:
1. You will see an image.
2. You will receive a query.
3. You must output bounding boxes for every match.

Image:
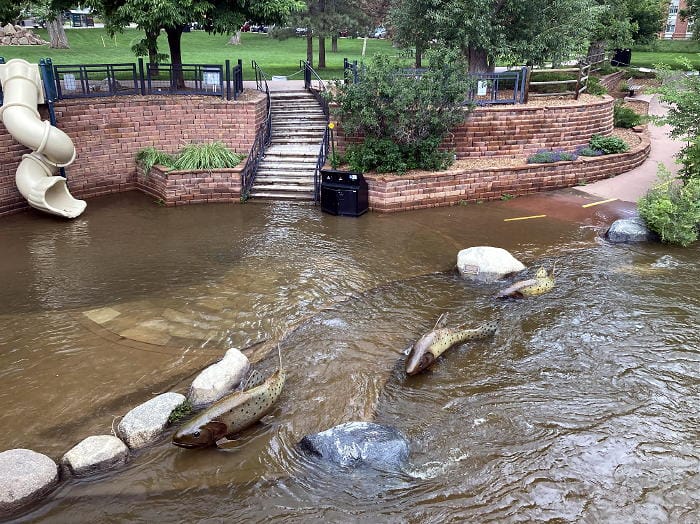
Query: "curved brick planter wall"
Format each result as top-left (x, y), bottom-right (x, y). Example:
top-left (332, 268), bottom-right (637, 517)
top-left (137, 165), bottom-right (243, 205)
top-left (336, 96), bottom-right (615, 159)
top-left (0, 94), bottom-right (266, 216)
top-left (366, 131), bottom-right (650, 213)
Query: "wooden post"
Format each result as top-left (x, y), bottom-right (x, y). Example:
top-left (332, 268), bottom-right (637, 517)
top-left (523, 66), bottom-right (532, 104)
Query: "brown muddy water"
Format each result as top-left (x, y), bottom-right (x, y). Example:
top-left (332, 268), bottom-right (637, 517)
top-left (0, 191), bottom-right (698, 522)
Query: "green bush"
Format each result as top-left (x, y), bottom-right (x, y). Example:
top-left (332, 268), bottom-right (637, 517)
top-left (679, 138), bottom-right (700, 183)
top-left (329, 49), bottom-right (470, 173)
top-left (171, 142), bottom-right (244, 170)
top-left (136, 146), bottom-right (175, 175)
top-left (586, 76), bottom-right (607, 95)
top-left (638, 166), bottom-right (700, 246)
top-left (589, 134), bottom-right (629, 154)
top-left (613, 103), bottom-right (643, 128)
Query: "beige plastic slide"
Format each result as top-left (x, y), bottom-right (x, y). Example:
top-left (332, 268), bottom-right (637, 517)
top-left (0, 59), bottom-right (86, 218)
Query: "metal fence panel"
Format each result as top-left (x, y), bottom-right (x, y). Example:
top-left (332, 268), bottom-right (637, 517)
top-left (53, 63), bottom-right (140, 98)
top-left (146, 63), bottom-right (224, 97)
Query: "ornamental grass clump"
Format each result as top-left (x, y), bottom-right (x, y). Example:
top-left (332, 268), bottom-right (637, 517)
top-left (526, 149), bottom-right (578, 164)
top-left (136, 146), bottom-right (176, 175)
top-left (172, 142), bottom-right (244, 170)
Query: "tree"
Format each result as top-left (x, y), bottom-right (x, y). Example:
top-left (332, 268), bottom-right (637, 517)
top-left (396, 0), bottom-right (600, 72)
top-left (628, 0), bottom-right (665, 44)
top-left (682, 0), bottom-right (699, 40)
top-left (0, 0), bottom-right (21, 25)
top-left (390, 0), bottom-right (430, 67)
top-left (31, 1), bottom-right (73, 49)
top-left (93, 0), bottom-right (301, 79)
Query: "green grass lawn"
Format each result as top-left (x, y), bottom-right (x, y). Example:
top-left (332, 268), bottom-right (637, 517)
top-left (0, 28), bottom-right (396, 80)
top-left (630, 39), bottom-right (700, 70)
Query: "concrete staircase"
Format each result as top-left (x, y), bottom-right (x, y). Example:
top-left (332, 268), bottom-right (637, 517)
top-left (250, 90), bottom-right (327, 200)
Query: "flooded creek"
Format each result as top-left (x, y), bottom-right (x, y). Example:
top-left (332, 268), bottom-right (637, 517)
top-left (0, 191), bottom-right (698, 522)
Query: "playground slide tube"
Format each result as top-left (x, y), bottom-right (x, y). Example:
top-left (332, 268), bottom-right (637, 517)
top-left (0, 59), bottom-right (86, 218)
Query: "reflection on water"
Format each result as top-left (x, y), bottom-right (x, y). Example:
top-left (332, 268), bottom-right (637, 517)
top-left (0, 192), bottom-right (698, 522)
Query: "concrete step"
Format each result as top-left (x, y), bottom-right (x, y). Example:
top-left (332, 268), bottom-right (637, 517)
top-left (254, 177), bottom-right (315, 186)
top-left (249, 191), bottom-right (315, 201)
top-left (271, 132), bottom-right (326, 140)
top-left (252, 182), bottom-right (315, 192)
top-left (270, 91), bottom-right (315, 99)
top-left (270, 138), bottom-right (323, 146)
top-left (257, 162), bottom-right (317, 171)
top-left (272, 118), bottom-right (327, 126)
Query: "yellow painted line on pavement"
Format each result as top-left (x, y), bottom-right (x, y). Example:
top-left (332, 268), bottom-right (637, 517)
top-left (503, 214), bottom-right (547, 222)
top-left (582, 198), bottom-right (618, 208)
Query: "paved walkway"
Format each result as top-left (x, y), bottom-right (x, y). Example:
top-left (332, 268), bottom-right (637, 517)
top-left (578, 94), bottom-right (684, 203)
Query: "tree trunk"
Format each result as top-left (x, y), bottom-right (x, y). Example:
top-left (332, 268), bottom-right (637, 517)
top-left (586, 41), bottom-right (606, 63)
top-left (318, 37), bottom-right (326, 69)
top-left (331, 35), bottom-right (338, 53)
top-left (165, 26), bottom-right (185, 89)
top-left (46, 15), bottom-right (69, 49)
top-left (415, 41), bottom-right (423, 68)
top-left (466, 47), bottom-right (490, 73)
top-left (306, 32), bottom-right (313, 66)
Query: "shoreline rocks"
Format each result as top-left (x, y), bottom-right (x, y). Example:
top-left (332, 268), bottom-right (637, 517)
top-left (188, 348), bottom-right (249, 408)
top-left (117, 392), bottom-right (186, 449)
top-left (0, 449), bottom-right (58, 516)
top-left (457, 246), bottom-right (526, 282)
top-left (61, 435), bottom-right (129, 477)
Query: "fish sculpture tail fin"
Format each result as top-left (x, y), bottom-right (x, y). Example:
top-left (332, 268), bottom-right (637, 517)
top-left (434, 312), bottom-right (449, 329)
top-left (277, 343), bottom-right (283, 370)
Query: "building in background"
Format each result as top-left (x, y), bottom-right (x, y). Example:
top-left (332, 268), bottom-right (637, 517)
top-left (662, 0), bottom-right (694, 39)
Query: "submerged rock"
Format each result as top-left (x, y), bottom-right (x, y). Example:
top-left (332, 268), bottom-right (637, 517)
top-left (61, 435), bottom-right (129, 477)
top-left (0, 449), bottom-right (58, 516)
top-left (457, 246), bottom-right (526, 282)
top-left (117, 392), bottom-right (186, 449)
top-left (299, 422), bottom-right (409, 469)
top-left (188, 348), bottom-right (250, 408)
top-left (605, 217), bottom-right (656, 243)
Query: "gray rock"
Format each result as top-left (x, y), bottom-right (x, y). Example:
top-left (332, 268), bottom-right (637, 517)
top-left (188, 348), bottom-right (250, 408)
top-left (0, 449), bottom-right (58, 516)
top-left (3, 24), bottom-right (16, 36)
top-left (457, 246), bottom-right (526, 282)
top-left (61, 435), bottom-right (128, 477)
top-left (605, 217), bottom-right (656, 243)
top-left (17, 36), bottom-right (28, 45)
top-left (299, 422), bottom-right (410, 470)
top-left (117, 392), bottom-right (186, 449)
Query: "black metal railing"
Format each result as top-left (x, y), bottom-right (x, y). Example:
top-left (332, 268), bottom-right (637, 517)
top-left (301, 60), bottom-right (330, 202)
top-left (230, 59), bottom-right (244, 100)
top-left (240, 61), bottom-right (272, 199)
top-left (467, 67), bottom-right (528, 105)
top-left (146, 62), bottom-right (224, 96)
top-left (343, 58), bottom-right (360, 84)
top-left (53, 62), bottom-right (140, 98)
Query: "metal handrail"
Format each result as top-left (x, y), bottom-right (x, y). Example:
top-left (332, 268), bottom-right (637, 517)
top-left (301, 60), bottom-right (330, 202)
top-left (241, 61), bottom-right (272, 200)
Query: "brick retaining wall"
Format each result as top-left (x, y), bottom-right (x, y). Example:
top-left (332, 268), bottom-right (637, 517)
top-left (137, 165), bottom-right (243, 206)
top-left (0, 93), bottom-right (266, 216)
top-left (336, 96), bottom-right (616, 159)
top-left (365, 131), bottom-right (650, 213)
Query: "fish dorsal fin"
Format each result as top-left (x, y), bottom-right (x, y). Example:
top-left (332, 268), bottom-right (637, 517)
top-left (434, 313), bottom-right (449, 329)
top-left (241, 369), bottom-right (265, 390)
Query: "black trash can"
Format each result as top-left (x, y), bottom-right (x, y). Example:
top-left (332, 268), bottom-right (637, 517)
top-left (611, 49), bottom-right (632, 67)
top-left (320, 169), bottom-right (369, 217)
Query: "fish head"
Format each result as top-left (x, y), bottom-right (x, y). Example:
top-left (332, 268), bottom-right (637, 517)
top-left (405, 331), bottom-right (438, 375)
top-left (535, 267), bottom-right (548, 279)
top-left (172, 420), bottom-right (228, 449)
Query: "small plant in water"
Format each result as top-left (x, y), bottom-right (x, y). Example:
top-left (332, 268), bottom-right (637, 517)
top-left (168, 399), bottom-right (193, 424)
top-left (172, 142), bottom-right (245, 171)
top-left (500, 193), bottom-right (515, 201)
top-left (136, 146), bottom-right (175, 175)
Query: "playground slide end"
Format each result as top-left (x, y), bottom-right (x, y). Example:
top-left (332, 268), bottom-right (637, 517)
top-left (0, 59), bottom-right (86, 218)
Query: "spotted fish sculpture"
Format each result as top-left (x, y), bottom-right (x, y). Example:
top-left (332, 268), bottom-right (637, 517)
top-left (173, 345), bottom-right (285, 448)
top-left (496, 267), bottom-right (555, 298)
top-left (405, 314), bottom-right (499, 375)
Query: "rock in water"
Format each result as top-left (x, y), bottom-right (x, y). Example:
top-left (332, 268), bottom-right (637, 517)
top-left (605, 217), bottom-right (656, 243)
top-left (188, 348), bottom-right (250, 408)
top-left (0, 449), bottom-right (58, 516)
top-left (299, 422), bottom-right (409, 469)
top-left (61, 435), bottom-right (129, 477)
top-left (457, 246), bottom-right (526, 282)
top-left (117, 392), bottom-right (186, 449)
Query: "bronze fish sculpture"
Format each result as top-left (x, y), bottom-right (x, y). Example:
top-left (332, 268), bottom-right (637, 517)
top-left (405, 314), bottom-right (499, 375)
top-left (496, 267), bottom-right (555, 298)
top-left (173, 345), bottom-right (285, 449)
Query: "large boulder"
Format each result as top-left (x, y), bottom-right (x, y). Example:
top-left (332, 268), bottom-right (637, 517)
top-left (61, 435), bottom-right (129, 477)
top-left (457, 246), bottom-right (526, 282)
top-left (188, 348), bottom-right (250, 408)
top-left (299, 422), bottom-right (410, 470)
top-left (117, 392), bottom-right (186, 449)
top-left (605, 217), bottom-right (656, 243)
top-left (0, 449), bottom-right (58, 516)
